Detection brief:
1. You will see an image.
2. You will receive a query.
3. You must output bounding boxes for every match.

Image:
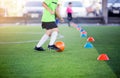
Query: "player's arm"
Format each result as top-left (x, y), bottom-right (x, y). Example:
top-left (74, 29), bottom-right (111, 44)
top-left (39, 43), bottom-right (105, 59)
top-left (42, 2), bottom-right (55, 14)
top-left (55, 5), bottom-right (64, 22)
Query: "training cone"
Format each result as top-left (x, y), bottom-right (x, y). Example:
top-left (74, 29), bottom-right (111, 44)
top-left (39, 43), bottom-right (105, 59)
top-left (97, 54), bottom-right (109, 61)
top-left (55, 41), bottom-right (65, 52)
top-left (84, 42), bottom-right (93, 48)
top-left (87, 37), bottom-right (95, 42)
top-left (70, 22), bottom-right (77, 28)
top-left (81, 34), bottom-right (87, 37)
top-left (77, 27), bottom-right (81, 31)
top-left (81, 31), bottom-right (87, 38)
top-left (80, 28), bottom-right (84, 32)
top-left (77, 25), bottom-right (81, 28)
top-left (81, 31), bottom-right (87, 34)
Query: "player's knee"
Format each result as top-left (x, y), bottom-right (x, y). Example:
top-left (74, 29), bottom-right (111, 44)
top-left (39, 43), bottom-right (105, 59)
top-left (46, 31), bottom-right (52, 37)
top-left (52, 28), bottom-right (59, 32)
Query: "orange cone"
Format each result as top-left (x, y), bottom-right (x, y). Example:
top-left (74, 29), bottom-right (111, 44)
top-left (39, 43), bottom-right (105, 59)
top-left (97, 54), bottom-right (109, 61)
top-left (87, 37), bottom-right (95, 42)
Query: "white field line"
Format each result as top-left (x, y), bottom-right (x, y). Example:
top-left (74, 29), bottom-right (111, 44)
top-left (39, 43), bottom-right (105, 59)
top-left (0, 40), bottom-right (39, 44)
top-left (0, 32), bottom-right (41, 34)
top-left (0, 34), bottom-right (64, 44)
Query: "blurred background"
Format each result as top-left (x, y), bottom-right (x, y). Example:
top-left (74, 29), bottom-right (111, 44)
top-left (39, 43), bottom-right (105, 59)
top-left (0, 0), bottom-right (102, 17)
top-left (0, 0), bottom-right (120, 24)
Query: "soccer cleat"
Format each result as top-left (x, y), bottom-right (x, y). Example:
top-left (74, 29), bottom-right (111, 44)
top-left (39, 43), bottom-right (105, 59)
top-left (34, 46), bottom-right (45, 51)
top-left (48, 45), bottom-right (60, 51)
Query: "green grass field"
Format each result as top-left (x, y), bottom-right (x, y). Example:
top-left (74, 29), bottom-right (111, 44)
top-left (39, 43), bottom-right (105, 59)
top-left (0, 25), bottom-right (120, 78)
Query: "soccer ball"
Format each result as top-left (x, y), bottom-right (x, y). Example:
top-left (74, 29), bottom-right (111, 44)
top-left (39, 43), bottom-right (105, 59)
top-left (55, 41), bottom-right (65, 52)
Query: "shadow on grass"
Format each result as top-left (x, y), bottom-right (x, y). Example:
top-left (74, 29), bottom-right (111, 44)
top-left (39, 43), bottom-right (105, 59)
top-left (84, 26), bottom-right (120, 78)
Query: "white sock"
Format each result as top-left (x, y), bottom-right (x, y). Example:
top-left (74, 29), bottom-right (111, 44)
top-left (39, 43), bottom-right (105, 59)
top-left (36, 34), bottom-right (49, 47)
top-left (49, 31), bottom-right (58, 45)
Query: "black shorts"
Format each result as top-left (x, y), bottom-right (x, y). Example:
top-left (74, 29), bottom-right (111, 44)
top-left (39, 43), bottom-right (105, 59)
top-left (42, 22), bottom-right (58, 30)
top-left (67, 13), bottom-right (72, 21)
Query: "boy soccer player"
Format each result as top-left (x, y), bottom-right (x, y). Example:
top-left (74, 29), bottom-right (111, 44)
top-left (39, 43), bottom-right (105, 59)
top-left (34, 0), bottom-right (64, 51)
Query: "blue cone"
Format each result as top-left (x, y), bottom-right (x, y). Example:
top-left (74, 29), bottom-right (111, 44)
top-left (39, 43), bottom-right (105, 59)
top-left (77, 25), bottom-right (81, 28)
top-left (80, 29), bottom-right (84, 32)
top-left (81, 33), bottom-right (87, 38)
top-left (84, 42), bottom-right (93, 48)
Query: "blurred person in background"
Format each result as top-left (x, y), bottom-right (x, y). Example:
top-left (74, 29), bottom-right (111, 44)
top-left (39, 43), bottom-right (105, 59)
top-left (66, 2), bottom-right (73, 26)
top-left (86, 1), bottom-right (101, 16)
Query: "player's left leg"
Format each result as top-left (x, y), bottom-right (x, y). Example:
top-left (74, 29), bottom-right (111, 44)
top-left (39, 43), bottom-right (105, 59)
top-left (48, 28), bottom-right (60, 50)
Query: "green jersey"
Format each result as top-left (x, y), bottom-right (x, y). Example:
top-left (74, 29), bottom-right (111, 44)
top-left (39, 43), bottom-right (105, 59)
top-left (41, 0), bottom-right (58, 22)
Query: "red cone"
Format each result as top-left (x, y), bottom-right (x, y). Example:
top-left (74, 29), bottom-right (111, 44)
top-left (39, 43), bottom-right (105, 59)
top-left (97, 54), bottom-right (109, 61)
top-left (77, 27), bottom-right (81, 31)
top-left (70, 22), bottom-right (77, 27)
top-left (87, 37), bottom-right (95, 42)
top-left (81, 31), bottom-right (87, 34)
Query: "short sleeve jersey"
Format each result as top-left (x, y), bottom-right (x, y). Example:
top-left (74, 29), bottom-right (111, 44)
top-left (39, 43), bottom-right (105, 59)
top-left (41, 0), bottom-right (58, 22)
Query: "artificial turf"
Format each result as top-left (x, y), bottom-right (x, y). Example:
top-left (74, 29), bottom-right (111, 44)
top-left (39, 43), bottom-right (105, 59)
top-left (0, 25), bottom-right (119, 78)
